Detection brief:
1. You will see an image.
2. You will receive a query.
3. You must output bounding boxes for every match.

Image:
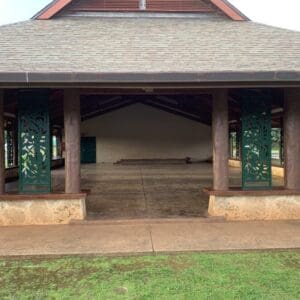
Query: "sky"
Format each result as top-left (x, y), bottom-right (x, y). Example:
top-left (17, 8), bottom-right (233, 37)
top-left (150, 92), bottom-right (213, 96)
top-left (0, 0), bottom-right (299, 31)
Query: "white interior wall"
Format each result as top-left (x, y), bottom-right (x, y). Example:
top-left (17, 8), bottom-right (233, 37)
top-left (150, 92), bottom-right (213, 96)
top-left (81, 103), bottom-right (212, 163)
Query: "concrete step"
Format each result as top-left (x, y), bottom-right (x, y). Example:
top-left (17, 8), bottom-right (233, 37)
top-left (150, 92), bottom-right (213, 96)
top-left (70, 215), bottom-right (226, 226)
top-left (115, 158), bottom-right (189, 165)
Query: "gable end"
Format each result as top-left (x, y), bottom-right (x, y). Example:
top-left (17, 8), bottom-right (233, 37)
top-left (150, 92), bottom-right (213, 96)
top-left (34, 0), bottom-right (248, 20)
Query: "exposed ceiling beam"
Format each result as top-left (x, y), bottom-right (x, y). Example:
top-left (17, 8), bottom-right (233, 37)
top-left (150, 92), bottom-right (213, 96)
top-left (143, 100), bottom-right (211, 125)
top-left (81, 100), bottom-right (138, 121)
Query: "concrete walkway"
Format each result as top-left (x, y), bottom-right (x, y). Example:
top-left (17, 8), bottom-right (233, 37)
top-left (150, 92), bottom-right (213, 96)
top-left (0, 219), bottom-right (299, 256)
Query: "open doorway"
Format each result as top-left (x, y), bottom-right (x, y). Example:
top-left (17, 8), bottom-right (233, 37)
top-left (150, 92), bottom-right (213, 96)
top-left (80, 94), bottom-right (213, 219)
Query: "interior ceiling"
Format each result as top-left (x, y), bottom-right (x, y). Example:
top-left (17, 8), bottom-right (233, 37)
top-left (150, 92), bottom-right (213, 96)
top-left (4, 88), bottom-right (284, 127)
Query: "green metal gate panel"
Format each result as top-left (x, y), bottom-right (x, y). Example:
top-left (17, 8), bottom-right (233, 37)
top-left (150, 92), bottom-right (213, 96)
top-left (81, 137), bottom-right (96, 164)
top-left (18, 91), bottom-right (51, 194)
top-left (241, 92), bottom-right (272, 190)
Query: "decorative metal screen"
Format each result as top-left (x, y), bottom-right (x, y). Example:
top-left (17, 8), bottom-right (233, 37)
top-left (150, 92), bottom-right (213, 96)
top-left (18, 91), bottom-right (51, 193)
top-left (241, 93), bottom-right (272, 190)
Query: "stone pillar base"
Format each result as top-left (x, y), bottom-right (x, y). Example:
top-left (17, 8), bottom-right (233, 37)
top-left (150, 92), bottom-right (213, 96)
top-left (208, 194), bottom-right (300, 221)
top-left (0, 193), bottom-right (86, 226)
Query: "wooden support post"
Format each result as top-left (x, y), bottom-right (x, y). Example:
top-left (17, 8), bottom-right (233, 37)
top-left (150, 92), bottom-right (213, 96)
top-left (0, 90), bottom-right (5, 194)
top-left (284, 88), bottom-right (300, 190)
top-left (64, 89), bottom-right (81, 194)
top-left (212, 89), bottom-right (229, 191)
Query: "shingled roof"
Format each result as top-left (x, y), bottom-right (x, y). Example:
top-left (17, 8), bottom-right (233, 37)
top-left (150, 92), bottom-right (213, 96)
top-left (0, 15), bottom-right (300, 84)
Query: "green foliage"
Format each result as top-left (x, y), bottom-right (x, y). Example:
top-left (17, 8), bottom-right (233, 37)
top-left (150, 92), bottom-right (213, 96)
top-left (0, 251), bottom-right (299, 299)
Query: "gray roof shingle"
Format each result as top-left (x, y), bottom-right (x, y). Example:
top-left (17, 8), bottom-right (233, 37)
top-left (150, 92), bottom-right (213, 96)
top-left (0, 17), bottom-right (299, 82)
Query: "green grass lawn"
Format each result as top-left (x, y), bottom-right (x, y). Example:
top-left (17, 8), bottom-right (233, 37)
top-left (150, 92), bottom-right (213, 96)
top-left (0, 251), bottom-right (299, 299)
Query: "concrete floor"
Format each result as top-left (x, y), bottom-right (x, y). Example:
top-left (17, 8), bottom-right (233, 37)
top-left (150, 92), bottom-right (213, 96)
top-left (6, 163), bottom-right (284, 220)
top-left (83, 163), bottom-right (213, 219)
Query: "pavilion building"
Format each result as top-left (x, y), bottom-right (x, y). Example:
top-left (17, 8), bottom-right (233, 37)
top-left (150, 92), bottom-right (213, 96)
top-left (0, 0), bottom-right (299, 225)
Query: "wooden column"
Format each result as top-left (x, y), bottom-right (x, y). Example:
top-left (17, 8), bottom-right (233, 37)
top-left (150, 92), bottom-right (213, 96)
top-left (284, 88), bottom-right (300, 190)
top-left (0, 90), bottom-right (5, 194)
top-left (64, 89), bottom-right (81, 194)
top-left (212, 89), bottom-right (229, 191)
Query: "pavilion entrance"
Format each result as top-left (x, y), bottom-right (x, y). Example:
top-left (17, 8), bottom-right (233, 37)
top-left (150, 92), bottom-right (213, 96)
top-left (1, 86), bottom-right (297, 226)
top-left (77, 90), bottom-right (285, 220)
top-left (79, 93), bottom-right (215, 219)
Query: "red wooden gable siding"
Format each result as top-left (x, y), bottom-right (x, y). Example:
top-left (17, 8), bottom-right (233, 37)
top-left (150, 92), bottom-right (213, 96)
top-left (64, 0), bottom-right (215, 12)
top-left (146, 0), bottom-right (214, 12)
top-left (67, 0), bottom-right (139, 11)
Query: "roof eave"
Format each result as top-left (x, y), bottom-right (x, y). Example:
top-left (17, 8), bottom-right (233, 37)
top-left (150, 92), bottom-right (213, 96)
top-left (0, 71), bottom-right (299, 86)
